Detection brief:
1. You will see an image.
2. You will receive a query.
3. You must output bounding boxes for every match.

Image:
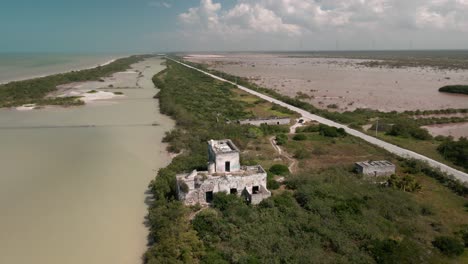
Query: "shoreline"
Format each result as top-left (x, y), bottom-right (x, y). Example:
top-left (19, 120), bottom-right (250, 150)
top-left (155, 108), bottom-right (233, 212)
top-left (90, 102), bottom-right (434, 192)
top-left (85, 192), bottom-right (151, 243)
top-left (0, 57), bottom-right (124, 85)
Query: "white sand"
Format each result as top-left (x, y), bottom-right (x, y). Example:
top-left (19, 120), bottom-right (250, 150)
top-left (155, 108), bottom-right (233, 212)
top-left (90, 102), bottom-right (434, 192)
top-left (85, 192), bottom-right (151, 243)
top-left (16, 104), bottom-right (37, 111)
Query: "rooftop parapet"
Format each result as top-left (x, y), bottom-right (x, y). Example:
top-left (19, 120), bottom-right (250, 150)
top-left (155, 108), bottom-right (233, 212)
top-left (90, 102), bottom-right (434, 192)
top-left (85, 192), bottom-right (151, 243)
top-left (208, 139), bottom-right (240, 154)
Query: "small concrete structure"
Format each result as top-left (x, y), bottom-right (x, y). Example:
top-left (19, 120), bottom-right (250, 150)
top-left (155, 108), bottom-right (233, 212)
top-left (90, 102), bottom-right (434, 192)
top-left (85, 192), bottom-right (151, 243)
top-left (176, 139), bottom-right (271, 205)
top-left (238, 117), bottom-right (290, 126)
top-left (355, 160), bottom-right (396, 177)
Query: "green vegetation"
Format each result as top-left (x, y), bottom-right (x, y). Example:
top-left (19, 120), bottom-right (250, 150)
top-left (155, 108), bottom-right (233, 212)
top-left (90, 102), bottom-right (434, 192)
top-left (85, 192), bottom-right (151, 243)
top-left (0, 55), bottom-right (148, 108)
top-left (399, 159), bottom-right (468, 196)
top-left (386, 120), bottom-right (432, 140)
top-left (275, 133), bottom-right (288, 145)
top-left (145, 59), bottom-right (468, 263)
top-left (438, 138), bottom-right (468, 170)
top-left (191, 170), bottom-right (459, 263)
top-left (432, 236), bottom-right (465, 257)
top-left (269, 164), bottom-right (289, 176)
top-left (176, 57), bottom-right (468, 174)
top-left (292, 133), bottom-right (307, 141)
top-left (113, 91), bottom-right (124, 95)
top-left (387, 174), bottom-right (422, 192)
top-left (319, 124), bottom-right (347, 137)
top-left (439, 85), bottom-right (468, 95)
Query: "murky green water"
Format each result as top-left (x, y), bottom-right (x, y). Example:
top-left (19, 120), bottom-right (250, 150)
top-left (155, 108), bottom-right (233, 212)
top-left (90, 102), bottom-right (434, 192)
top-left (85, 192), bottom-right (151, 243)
top-left (0, 57), bottom-right (174, 264)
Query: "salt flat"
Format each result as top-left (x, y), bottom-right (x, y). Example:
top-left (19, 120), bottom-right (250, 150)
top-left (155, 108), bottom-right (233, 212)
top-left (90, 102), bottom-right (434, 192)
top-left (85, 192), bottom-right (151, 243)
top-left (186, 53), bottom-right (468, 112)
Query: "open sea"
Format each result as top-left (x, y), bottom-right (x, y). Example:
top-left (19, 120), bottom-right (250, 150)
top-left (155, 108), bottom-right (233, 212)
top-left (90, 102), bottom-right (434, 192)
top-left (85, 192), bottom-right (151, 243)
top-left (0, 53), bottom-right (126, 84)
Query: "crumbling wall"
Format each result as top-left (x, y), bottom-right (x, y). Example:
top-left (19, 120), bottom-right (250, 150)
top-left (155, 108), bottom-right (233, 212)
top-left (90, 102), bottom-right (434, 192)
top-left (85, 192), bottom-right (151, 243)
top-left (239, 118), bottom-right (290, 126)
top-left (177, 169), bottom-right (269, 205)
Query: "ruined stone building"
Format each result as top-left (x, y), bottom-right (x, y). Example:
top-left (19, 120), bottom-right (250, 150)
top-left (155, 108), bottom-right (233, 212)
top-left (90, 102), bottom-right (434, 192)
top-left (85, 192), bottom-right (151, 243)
top-left (176, 139), bottom-right (271, 205)
top-left (355, 160), bottom-right (396, 177)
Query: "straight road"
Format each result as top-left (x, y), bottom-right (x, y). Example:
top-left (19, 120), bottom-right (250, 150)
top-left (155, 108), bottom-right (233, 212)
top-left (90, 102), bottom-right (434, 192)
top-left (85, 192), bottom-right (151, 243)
top-left (169, 58), bottom-right (468, 183)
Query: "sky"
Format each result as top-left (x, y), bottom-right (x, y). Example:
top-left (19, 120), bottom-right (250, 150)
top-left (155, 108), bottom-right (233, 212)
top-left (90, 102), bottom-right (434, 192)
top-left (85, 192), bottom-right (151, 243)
top-left (1, 0), bottom-right (468, 53)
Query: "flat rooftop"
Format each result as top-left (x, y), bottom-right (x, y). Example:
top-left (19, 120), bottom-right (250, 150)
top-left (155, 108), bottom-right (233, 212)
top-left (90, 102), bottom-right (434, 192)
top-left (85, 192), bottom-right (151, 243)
top-left (356, 160), bottom-right (394, 168)
top-left (209, 139), bottom-right (239, 153)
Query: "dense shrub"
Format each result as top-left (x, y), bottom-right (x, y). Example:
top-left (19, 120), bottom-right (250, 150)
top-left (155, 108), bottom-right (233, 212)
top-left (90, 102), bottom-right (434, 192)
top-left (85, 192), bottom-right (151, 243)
top-left (368, 239), bottom-right (425, 264)
top-left (400, 159), bottom-right (468, 196)
top-left (296, 124), bottom-right (320, 133)
top-left (437, 137), bottom-right (468, 169)
top-left (386, 120), bottom-right (432, 140)
top-left (275, 133), bottom-right (288, 145)
top-left (387, 174), bottom-right (422, 192)
top-left (293, 133), bottom-right (307, 141)
top-left (319, 124), bottom-right (347, 137)
top-left (269, 164), bottom-right (289, 176)
top-left (432, 236), bottom-right (465, 256)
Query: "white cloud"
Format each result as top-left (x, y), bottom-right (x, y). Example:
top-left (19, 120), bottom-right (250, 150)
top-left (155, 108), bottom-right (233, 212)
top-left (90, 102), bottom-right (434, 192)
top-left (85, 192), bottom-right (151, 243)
top-left (175, 0), bottom-right (468, 50)
top-left (149, 1), bottom-right (171, 8)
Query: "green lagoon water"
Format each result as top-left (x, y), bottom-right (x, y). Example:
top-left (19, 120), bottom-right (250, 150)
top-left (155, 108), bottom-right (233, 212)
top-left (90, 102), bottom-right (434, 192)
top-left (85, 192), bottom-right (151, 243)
top-left (0, 57), bottom-right (174, 264)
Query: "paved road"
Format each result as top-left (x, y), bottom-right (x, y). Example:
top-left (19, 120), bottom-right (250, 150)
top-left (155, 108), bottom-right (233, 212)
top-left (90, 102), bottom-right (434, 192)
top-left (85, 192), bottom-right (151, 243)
top-left (170, 58), bottom-right (468, 183)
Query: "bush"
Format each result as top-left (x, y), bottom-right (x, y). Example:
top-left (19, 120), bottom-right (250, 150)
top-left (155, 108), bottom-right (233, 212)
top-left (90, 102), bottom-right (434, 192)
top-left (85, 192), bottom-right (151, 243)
top-left (275, 133), bottom-right (288, 145)
top-left (387, 174), bottom-right (422, 192)
top-left (432, 236), bottom-right (465, 256)
top-left (368, 239), bottom-right (425, 264)
top-left (293, 134), bottom-right (307, 141)
top-left (267, 179), bottom-right (280, 190)
top-left (437, 137), bottom-right (468, 169)
top-left (296, 124), bottom-right (319, 133)
top-left (386, 120), bottom-right (432, 140)
top-left (318, 124), bottom-right (347, 137)
top-left (294, 148), bottom-right (311, 159)
top-left (212, 192), bottom-right (245, 212)
top-left (269, 164), bottom-right (289, 176)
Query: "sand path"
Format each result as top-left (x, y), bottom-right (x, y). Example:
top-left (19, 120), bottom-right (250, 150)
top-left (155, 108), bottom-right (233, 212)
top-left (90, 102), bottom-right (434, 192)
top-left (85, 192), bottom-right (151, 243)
top-left (170, 58), bottom-right (468, 183)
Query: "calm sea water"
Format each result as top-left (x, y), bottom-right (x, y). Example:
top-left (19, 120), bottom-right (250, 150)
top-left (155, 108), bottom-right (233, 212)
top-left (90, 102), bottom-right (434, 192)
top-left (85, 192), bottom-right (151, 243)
top-left (0, 53), bottom-right (125, 84)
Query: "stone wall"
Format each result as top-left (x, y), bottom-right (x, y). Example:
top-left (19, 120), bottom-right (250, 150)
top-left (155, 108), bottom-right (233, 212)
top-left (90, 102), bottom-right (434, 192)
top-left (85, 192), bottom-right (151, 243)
top-left (214, 151), bottom-right (240, 173)
top-left (239, 118), bottom-right (290, 126)
top-left (177, 168), bottom-right (270, 205)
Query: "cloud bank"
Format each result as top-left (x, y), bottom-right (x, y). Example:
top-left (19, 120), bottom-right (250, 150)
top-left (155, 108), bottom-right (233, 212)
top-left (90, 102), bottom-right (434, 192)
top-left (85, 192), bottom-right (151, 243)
top-left (173, 0), bottom-right (468, 51)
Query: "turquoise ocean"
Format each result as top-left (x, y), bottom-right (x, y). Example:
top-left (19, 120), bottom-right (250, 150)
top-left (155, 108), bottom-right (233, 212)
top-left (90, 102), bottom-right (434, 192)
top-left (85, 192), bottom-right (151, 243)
top-left (0, 53), bottom-right (126, 84)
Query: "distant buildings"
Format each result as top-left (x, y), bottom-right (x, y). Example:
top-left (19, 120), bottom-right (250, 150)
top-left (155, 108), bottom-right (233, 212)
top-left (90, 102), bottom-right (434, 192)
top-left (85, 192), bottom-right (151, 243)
top-left (176, 139), bottom-right (271, 205)
top-left (355, 160), bottom-right (396, 177)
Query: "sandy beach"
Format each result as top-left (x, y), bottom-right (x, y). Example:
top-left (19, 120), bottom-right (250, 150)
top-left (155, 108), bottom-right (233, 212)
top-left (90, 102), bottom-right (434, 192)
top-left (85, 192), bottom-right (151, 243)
top-left (185, 53), bottom-right (468, 112)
